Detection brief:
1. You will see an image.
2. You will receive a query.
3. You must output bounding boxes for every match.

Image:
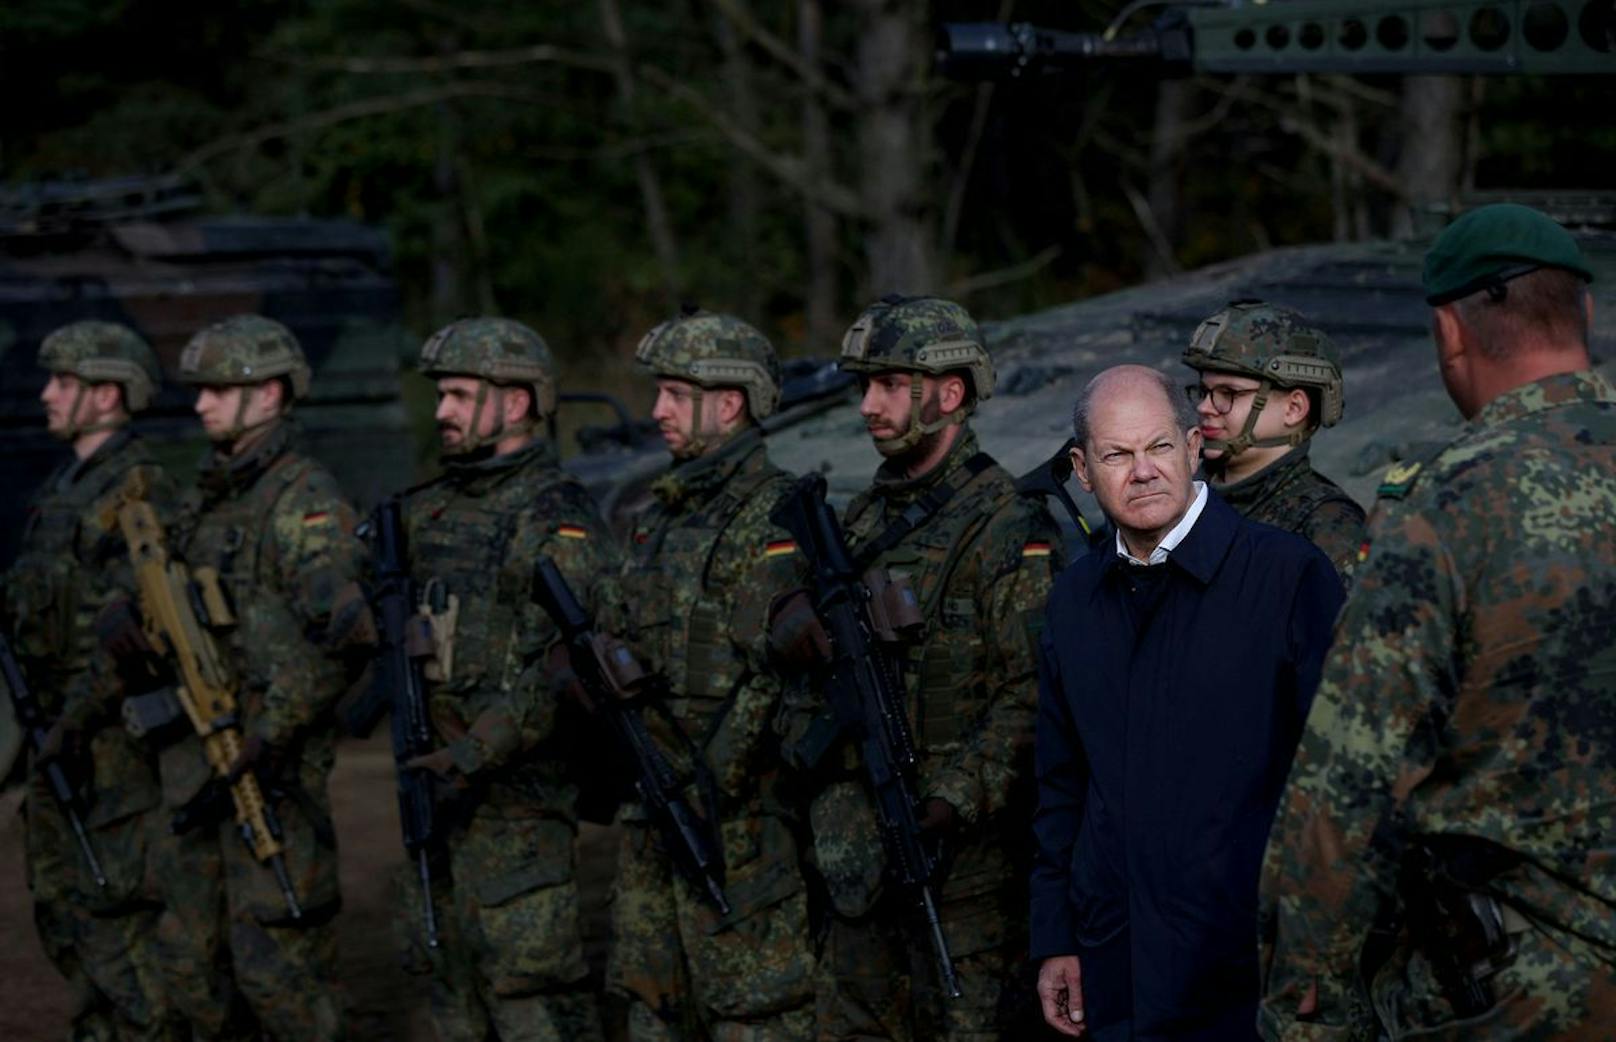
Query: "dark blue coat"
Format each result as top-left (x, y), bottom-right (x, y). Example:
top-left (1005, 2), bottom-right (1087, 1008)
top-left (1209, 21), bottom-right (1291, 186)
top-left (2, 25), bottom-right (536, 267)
top-left (1030, 490), bottom-right (1343, 1041)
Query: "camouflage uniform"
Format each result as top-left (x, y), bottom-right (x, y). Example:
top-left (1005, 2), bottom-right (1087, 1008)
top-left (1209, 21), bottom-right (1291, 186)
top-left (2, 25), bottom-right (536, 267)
top-left (806, 297), bottom-right (1063, 1042)
top-left (1183, 301), bottom-right (1366, 582)
top-left (152, 316), bottom-right (372, 1041)
top-left (4, 322), bottom-right (181, 1041)
top-left (1258, 208), bottom-right (1616, 1042)
top-left (607, 313), bottom-right (815, 1042)
top-left (397, 317), bottom-right (613, 1042)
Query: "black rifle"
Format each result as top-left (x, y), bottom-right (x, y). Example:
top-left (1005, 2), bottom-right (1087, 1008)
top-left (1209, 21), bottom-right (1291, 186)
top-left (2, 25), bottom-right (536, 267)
top-left (531, 556), bottom-right (731, 916)
top-left (1016, 437), bottom-right (1100, 549)
top-left (0, 631), bottom-right (107, 888)
top-left (342, 498), bottom-right (441, 948)
top-left (770, 473), bottom-right (962, 999)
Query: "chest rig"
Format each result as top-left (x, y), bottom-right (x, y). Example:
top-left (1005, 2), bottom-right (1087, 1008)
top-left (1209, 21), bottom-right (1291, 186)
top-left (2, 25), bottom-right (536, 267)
top-left (8, 437), bottom-right (149, 681)
top-left (626, 461), bottom-right (786, 742)
top-left (405, 460), bottom-right (567, 703)
top-left (843, 455), bottom-right (1012, 752)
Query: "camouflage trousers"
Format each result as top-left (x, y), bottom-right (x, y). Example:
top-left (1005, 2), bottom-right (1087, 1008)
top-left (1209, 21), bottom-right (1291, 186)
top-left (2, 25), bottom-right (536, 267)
top-left (609, 814), bottom-right (816, 1042)
top-left (1361, 919), bottom-right (1616, 1042)
top-left (25, 766), bottom-right (180, 1042)
top-left (813, 872), bottom-right (1029, 1042)
top-left (150, 773), bottom-right (345, 1042)
top-left (397, 811), bottom-right (602, 1042)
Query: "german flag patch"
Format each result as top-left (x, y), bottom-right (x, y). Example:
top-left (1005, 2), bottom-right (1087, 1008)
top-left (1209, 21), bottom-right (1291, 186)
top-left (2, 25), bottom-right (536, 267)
top-left (1022, 541), bottom-right (1052, 558)
top-left (556, 524), bottom-right (589, 540)
top-left (303, 511), bottom-right (331, 527)
top-left (764, 539), bottom-right (798, 558)
top-left (1356, 539), bottom-right (1372, 564)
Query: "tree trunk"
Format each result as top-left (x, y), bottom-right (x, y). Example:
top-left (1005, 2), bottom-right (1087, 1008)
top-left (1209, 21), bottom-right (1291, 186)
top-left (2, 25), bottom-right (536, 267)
top-left (799, 0), bottom-right (839, 350)
top-left (1144, 80), bottom-right (1191, 277)
top-left (1393, 75), bottom-right (1465, 237)
top-left (713, 6), bottom-right (762, 322)
top-left (852, 0), bottom-right (935, 297)
top-left (600, 0), bottom-right (683, 308)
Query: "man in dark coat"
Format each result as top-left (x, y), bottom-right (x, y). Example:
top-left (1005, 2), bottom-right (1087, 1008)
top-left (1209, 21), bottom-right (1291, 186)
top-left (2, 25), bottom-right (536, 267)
top-left (1031, 364), bottom-right (1344, 1041)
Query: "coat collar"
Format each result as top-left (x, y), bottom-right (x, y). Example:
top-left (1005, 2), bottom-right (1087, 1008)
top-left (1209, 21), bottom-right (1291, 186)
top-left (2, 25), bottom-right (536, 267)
top-left (1103, 487), bottom-right (1237, 589)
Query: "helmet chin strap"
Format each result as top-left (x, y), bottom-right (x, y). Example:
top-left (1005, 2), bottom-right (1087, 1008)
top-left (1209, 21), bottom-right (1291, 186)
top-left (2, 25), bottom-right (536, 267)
top-left (1202, 379), bottom-right (1307, 457)
top-left (446, 382), bottom-right (539, 457)
top-left (875, 372), bottom-right (969, 458)
top-left (672, 385), bottom-right (739, 460)
top-left (53, 380), bottom-right (124, 441)
top-left (218, 384), bottom-right (283, 445)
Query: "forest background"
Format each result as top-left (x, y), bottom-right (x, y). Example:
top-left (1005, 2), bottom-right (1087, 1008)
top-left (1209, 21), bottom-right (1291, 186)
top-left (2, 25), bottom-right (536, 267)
top-left (4, 0), bottom-right (1612, 379)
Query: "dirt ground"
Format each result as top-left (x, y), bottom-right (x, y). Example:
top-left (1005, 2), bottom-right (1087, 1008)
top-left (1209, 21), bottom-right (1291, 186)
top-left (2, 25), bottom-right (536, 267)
top-left (0, 734), bottom-right (626, 1041)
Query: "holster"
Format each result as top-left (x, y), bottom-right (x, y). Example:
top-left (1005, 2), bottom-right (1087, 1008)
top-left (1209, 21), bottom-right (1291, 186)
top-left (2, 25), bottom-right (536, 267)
top-left (1401, 836), bottom-right (1522, 1018)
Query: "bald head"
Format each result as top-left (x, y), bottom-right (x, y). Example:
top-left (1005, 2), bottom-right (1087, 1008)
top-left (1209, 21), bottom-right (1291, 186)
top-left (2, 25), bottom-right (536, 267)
top-left (1070, 364), bottom-right (1204, 559)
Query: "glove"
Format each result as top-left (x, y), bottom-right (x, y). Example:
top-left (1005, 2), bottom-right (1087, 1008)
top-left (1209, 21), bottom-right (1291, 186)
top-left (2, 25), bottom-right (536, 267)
top-left (918, 796), bottom-right (957, 835)
top-left (404, 746), bottom-right (469, 791)
top-left (768, 588), bottom-right (831, 669)
top-left (95, 598), bottom-right (153, 662)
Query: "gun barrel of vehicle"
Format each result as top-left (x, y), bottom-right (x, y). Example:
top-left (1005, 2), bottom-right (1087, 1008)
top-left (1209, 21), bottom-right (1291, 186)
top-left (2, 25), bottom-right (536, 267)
top-left (936, 21), bottom-right (1158, 79)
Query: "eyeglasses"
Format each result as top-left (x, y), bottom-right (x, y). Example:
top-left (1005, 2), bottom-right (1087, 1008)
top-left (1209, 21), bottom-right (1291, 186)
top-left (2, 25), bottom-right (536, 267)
top-left (1183, 383), bottom-right (1258, 415)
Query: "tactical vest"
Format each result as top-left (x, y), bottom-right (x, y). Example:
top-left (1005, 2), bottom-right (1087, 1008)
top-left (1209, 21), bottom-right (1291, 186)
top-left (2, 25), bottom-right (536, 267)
top-left (626, 451), bottom-right (791, 743)
top-left (843, 462), bottom-right (1021, 753)
top-left (405, 457), bottom-right (577, 712)
top-left (7, 434), bottom-right (156, 696)
top-left (182, 448), bottom-right (324, 703)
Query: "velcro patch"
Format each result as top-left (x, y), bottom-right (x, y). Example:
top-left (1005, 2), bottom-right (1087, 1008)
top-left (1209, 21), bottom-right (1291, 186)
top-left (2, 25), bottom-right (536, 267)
top-left (302, 511), bottom-right (331, 527)
top-left (1022, 541), bottom-right (1052, 558)
top-left (764, 539), bottom-right (797, 558)
top-left (556, 524), bottom-right (588, 540)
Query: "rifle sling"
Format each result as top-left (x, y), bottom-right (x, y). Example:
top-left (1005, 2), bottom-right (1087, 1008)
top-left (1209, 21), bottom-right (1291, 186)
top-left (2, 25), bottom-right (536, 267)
top-left (851, 453), bottom-right (994, 573)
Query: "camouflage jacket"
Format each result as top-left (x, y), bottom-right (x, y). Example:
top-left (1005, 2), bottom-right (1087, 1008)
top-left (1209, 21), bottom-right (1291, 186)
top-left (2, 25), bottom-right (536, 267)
top-left (177, 421), bottom-right (372, 756)
top-left (1258, 370), bottom-right (1616, 1041)
top-left (620, 427), bottom-right (801, 810)
top-left (1211, 443), bottom-right (1365, 584)
top-left (5, 429), bottom-right (176, 826)
top-left (842, 427), bottom-right (1063, 830)
top-left (401, 437), bottom-right (618, 819)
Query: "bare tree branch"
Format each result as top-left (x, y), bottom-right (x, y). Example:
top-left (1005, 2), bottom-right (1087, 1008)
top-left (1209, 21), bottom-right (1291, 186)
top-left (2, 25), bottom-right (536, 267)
top-left (256, 44), bottom-right (614, 76)
top-left (948, 244), bottom-right (1061, 297)
top-left (1121, 181), bottom-right (1181, 275)
top-left (639, 65), bottom-right (867, 219)
top-left (171, 83), bottom-right (559, 175)
top-left (702, 0), bottom-right (858, 111)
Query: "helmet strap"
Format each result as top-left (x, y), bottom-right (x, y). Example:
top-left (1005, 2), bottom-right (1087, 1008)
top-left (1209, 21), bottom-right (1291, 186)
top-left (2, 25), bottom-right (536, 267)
top-left (56, 380), bottom-right (126, 440)
top-left (1203, 380), bottom-right (1309, 457)
top-left (877, 372), bottom-right (969, 457)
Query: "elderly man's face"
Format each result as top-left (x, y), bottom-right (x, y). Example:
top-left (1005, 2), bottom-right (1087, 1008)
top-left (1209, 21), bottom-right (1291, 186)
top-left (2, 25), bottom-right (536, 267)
top-left (1073, 375), bottom-right (1202, 551)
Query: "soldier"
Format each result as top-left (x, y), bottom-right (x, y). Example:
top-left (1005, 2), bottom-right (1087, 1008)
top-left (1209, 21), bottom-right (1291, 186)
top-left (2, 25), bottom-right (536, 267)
top-left (606, 310), bottom-right (816, 1041)
top-left (391, 317), bottom-right (614, 1042)
top-left (1181, 300), bottom-right (1366, 582)
top-left (1258, 204), bottom-right (1616, 1041)
top-left (3, 321), bottom-right (183, 1041)
top-left (149, 315), bottom-right (373, 1041)
top-left (793, 295), bottom-right (1063, 1041)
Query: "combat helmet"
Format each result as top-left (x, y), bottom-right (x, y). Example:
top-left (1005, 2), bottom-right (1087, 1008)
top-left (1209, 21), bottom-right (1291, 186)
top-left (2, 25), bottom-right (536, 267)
top-left (1182, 300), bottom-right (1343, 456)
top-left (178, 315), bottom-right (311, 441)
top-left (636, 309), bottom-right (782, 420)
top-left (418, 317), bottom-right (557, 454)
top-left (839, 295), bottom-right (994, 454)
top-left (38, 321), bottom-right (162, 436)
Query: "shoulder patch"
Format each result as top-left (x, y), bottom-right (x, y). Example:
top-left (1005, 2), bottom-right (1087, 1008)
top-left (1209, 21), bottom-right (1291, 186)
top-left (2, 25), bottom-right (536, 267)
top-left (1376, 460), bottom-right (1423, 500)
top-left (764, 538), bottom-right (798, 558)
top-left (1021, 540), bottom-right (1053, 558)
top-left (302, 511), bottom-right (332, 527)
top-left (556, 523), bottom-right (589, 540)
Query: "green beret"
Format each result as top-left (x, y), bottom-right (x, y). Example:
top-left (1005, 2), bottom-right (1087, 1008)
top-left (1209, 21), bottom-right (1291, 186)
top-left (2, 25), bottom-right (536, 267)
top-left (1423, 203), bottom-right (1593, 305)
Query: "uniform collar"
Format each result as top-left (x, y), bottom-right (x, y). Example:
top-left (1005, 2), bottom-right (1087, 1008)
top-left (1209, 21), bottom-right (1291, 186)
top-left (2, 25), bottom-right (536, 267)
top-left (651, 426), bottom-right (766, 509)
top-left (1209, 442), bottom-right (1312, 513)
top-left (51, 427), bottom-right (135, 493)
top-left (198, 419), bottom-right (295, 500)
top-left (869, 426), bottom-right (981, 506)
top-left (442, 435), bottom-right (558, 489)
top-left (1473, 369), bottom-right (1616, 429)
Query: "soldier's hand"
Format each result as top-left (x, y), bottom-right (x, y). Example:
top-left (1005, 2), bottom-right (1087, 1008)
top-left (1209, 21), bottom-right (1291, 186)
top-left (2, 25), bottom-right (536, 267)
top-left (37, 719), bottom-right (80, 765)
top-left (768, 588), bottom-right (831, 668)
top-left (225, 734), bottom-right (273, 784)
top-left (1037, 955), bottom-right (1086, 1037)
top-left (405, 746), bottom-right (469, 790)
top-left (95, 598), bottom-right (152, 661)
top-left (546, 643), bottom-right (593, 711)
top-left (918, 796), bottom-right (956, 834)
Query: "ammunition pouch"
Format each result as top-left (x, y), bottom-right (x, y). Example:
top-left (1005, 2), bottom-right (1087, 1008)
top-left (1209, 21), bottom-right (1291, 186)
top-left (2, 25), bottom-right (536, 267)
top-left (1401, 836), bottom-right (1524, 1019)
top-left (122, 687), bottom-right (188, 743)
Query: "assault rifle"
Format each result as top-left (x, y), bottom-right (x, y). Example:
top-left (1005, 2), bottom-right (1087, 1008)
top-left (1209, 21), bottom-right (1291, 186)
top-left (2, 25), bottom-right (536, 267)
top-left (531, 556), bottom-right (731, 915)
top-left (770, 473), bottom-right (961, 999)
top-left (340, 498), bottom-right (441, 948)
top-left (100, 471), bottom-right (302, 919)
top-left (0, 631), bottom-right (107, 888)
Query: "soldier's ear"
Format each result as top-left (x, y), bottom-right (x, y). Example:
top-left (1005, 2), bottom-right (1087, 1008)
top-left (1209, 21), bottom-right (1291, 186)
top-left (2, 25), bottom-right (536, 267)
top-left (716, 388), bottom-right (747, 428)
top-left (1281, 387), bottom-right (1311, 428)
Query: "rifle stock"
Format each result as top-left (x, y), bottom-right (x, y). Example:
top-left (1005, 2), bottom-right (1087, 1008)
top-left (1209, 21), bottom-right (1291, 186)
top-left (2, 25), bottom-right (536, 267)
top-left (0, 632), bottom-right (107, 888)
top-left (770, 473), bottom-right (961, 999)
top-left (100, 471), bottom-right (302, 919)
top-left (531, 556), bottom-right (731, 916)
